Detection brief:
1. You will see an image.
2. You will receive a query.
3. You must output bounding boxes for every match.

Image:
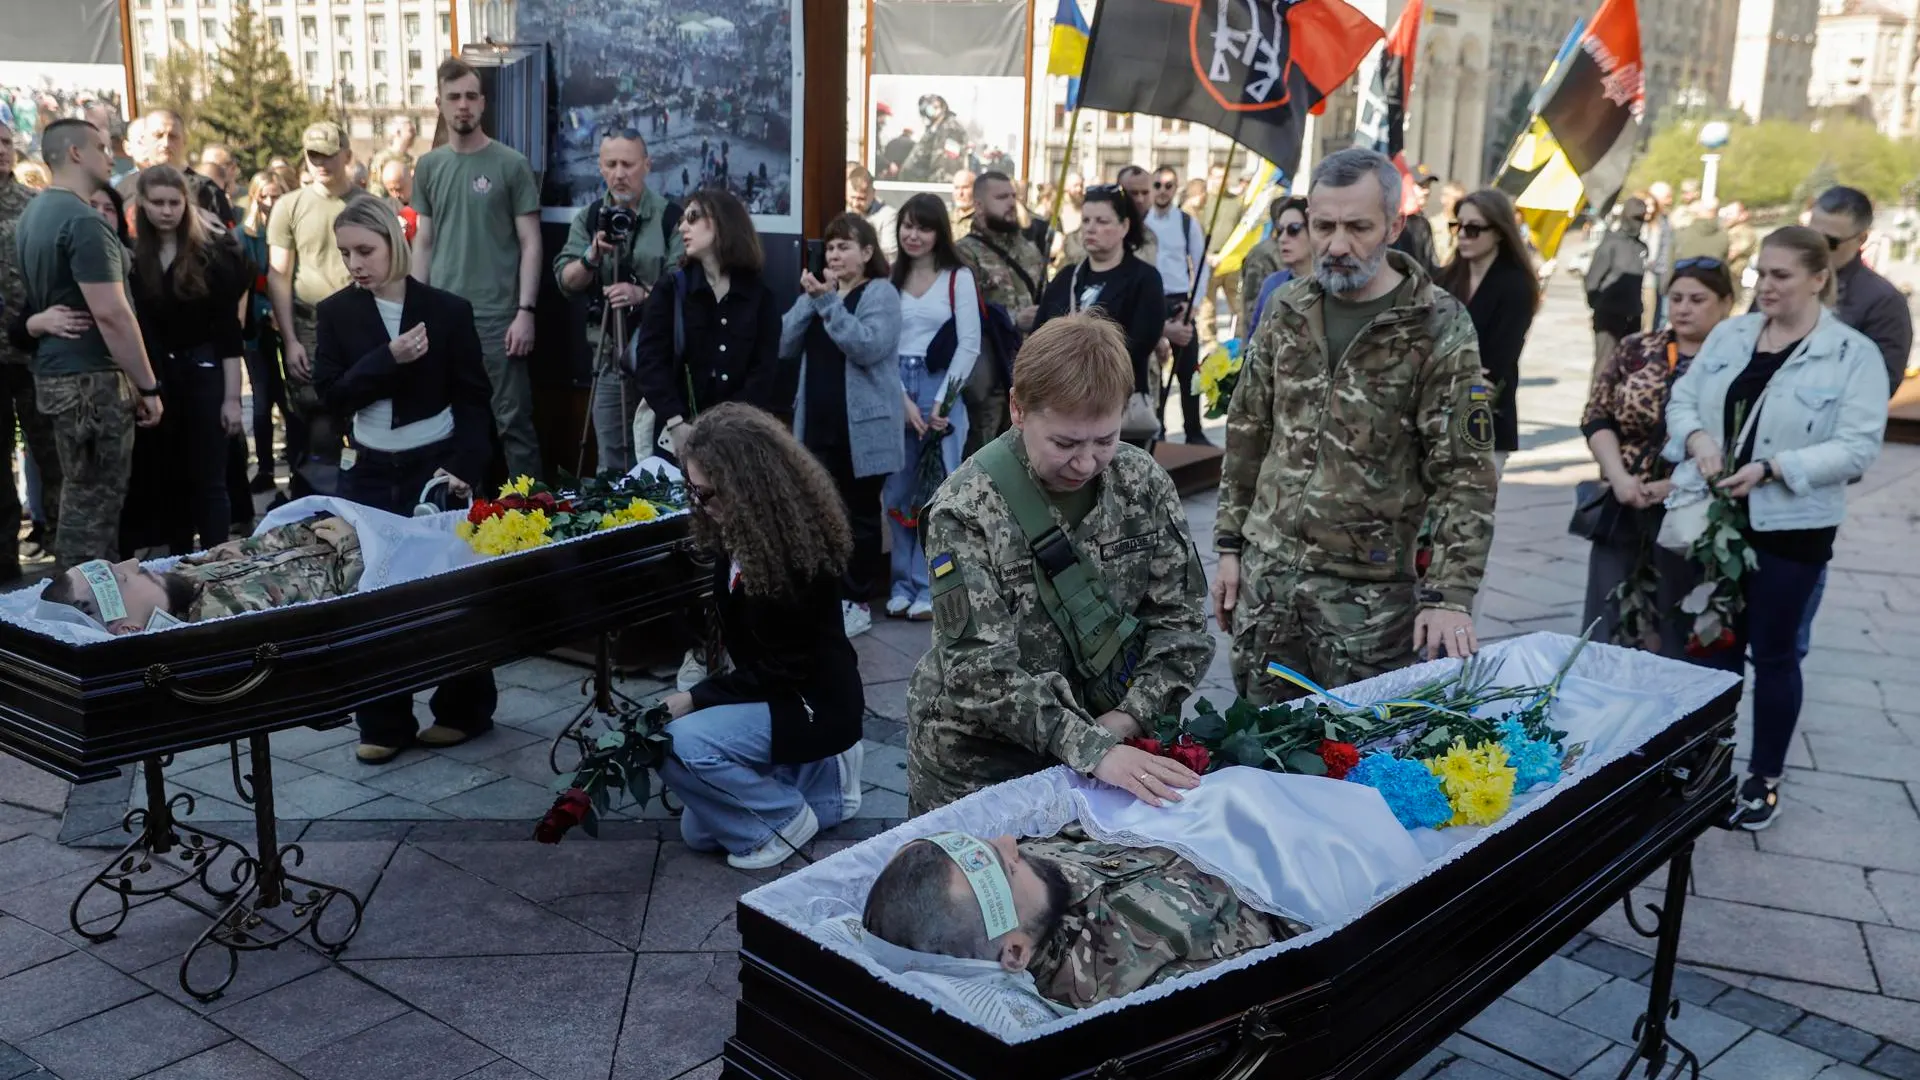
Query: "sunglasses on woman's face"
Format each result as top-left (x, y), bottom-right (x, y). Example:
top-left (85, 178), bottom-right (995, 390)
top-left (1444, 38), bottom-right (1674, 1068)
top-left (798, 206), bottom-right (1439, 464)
top-left (1448, 221), bottom-right (1490, 239)
top-left (682, 206), bottom-right (706, 225)
top-left (1152, 181), bottom-right (1177, 190)
top-left (1276, 222), bottom-right (1305, 237)
top-left (687, 482), bottom-right (717, 507)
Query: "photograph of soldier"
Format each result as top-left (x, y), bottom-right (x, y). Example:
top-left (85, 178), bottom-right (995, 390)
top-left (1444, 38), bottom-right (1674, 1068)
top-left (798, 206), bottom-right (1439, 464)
top-left (868, 76), bottom-right (1024, 189)
top-left (523, 0), bottom-right (798, 220)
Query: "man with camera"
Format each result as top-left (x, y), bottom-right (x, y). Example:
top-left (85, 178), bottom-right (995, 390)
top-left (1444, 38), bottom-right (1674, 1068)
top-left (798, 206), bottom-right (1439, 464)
top-left (554, 129), bottom-right (683, 474)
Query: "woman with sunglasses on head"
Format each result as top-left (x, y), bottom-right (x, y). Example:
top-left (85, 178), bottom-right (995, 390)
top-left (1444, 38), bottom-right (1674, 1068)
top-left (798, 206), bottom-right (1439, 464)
top-left (1580, 257), bottom-right (1737, 656)
top-left (781, 211), bottom-right (904, 639)
top-left (1034, 184), bottom-right (1166, 446)
top-left (1438, 189), bottom-right (1540, 474)
top-left (656, 403), bottom-right (867, 870)
top-left (1666, 226), bottom-right (1888, 830)
top-left (630, 186), bottom-right (781, 463)
top-left (1247, 196), bottom-right (1312, 333)
top-left (884, 193), bottom-right (979, 620)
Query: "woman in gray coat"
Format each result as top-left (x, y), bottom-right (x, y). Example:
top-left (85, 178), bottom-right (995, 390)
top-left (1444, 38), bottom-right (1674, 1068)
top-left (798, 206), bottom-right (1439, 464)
top-left (781, 212), bottom-right (905, 638)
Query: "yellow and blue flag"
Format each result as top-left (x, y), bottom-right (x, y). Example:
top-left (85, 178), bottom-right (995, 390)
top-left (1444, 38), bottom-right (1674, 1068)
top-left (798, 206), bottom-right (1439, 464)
top-left (1048, 0), bottom-right (1090, 107)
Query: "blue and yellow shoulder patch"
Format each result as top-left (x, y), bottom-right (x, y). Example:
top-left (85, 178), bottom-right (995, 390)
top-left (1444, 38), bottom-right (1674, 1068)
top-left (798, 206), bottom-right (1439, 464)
top-left (931, 553), bottom-right (956, 579)
top-left (1469, 384), bottom-right (1490, 402)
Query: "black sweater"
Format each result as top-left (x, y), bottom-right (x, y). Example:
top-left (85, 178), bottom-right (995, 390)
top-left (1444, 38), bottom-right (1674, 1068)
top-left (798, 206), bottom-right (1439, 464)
top-left (630, 263), bottom-right (783, 423)
top-left (1035, 254), bottom-right (1167, 394)
top-left (687, 558), bottom-right (864, 764)
top-left (129, 237), bottom-right (249, 361)
top-left (1462, 257), bottom-right (1537, 453)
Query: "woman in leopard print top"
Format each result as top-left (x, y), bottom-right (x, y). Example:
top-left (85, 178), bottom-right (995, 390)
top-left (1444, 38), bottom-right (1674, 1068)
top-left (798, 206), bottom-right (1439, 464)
top-left (1579, 258), bottom-right (1737, 655)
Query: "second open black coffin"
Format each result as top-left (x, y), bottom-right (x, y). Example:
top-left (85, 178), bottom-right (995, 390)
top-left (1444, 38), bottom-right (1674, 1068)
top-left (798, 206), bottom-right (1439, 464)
top-left (0, 515), bottom-right (708, 781)
top-left (726, 685), bottom-right (1740, 1080)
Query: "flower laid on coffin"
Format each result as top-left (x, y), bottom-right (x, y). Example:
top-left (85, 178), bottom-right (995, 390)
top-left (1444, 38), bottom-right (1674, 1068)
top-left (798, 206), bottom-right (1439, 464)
top-left (739, 633), bottom-right (1743, 1042)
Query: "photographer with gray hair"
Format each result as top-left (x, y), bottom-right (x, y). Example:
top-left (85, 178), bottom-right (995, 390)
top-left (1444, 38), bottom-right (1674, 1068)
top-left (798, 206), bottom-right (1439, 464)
top-left (1212, 147), bottom-right (1494, 706)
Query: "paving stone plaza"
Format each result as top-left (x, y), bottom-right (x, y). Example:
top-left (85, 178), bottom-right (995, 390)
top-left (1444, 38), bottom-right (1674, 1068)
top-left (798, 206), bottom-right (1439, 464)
top-left (2, 277), bottom-right (1919, 1079)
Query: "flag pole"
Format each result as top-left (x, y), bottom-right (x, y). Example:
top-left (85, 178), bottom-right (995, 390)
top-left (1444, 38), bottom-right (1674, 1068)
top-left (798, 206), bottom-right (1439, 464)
top-left (1047, 107), bottom-right (1082, 237)
top-left (1185, 134), bottom-right (1241, 316)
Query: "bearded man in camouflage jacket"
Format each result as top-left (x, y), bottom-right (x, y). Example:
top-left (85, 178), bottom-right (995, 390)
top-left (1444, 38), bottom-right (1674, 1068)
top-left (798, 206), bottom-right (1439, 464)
top-left (1213, 148), bottom-right (1494, 705)
top-left (955, 171), bottom-right (1046, 457)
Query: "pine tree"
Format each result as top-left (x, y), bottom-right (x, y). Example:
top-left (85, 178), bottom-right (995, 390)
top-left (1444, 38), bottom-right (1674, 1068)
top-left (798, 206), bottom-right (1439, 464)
top-left (146, 51), bottom-right (207, 145)
top-left (196, 1), bottom-right (328, 172)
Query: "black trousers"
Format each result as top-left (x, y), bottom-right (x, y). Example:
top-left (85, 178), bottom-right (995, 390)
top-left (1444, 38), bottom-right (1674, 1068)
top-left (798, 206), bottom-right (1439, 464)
top-left (244, 330), bottom-right (292, 479)
top-left (1164, 294), bottom-right (1204, 439)
top-left (811, 438), bottom-right (885, 604)
top-left (338, 438), bottom-right (498, 747)
top-left (157, 346), bottom-right (234, 554)
top-left (0, 363), bottom-right (59, 573)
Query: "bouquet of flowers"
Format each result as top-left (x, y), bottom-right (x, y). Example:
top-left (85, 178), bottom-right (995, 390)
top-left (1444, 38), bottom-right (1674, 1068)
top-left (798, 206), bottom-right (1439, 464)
top-left (1197, 341), bottom-right (1243, 419)
top-left (457, 471), bottom-right (684, 557)
top-left (535, 701), bottom-right (672, 843)
top-left (1679, 483), bottom-right (1755, 657)
top-left (886, 377), bottom-right (963, 532)
top-left (1134, 629), bottom-right (1592, 831)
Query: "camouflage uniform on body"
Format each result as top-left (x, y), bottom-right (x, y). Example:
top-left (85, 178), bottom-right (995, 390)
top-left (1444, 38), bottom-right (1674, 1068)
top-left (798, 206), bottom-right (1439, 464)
top-left (176, 513), bottom-right (365, 620)
top-left (1237, 237), bottom-right (1282, 321)
top-left (1024, 825), bottom-right (1300, 1009)
top-left (905, 431), bottom-right (1214, 813)
top-left (1215, 250), bottom-right (1494, 705)
top-left (0, 179), bottom-right (60, 569)
top-left (955, 228), bottom-right (1046, 457)
top-left (903, 114), bottom-right (969, 183)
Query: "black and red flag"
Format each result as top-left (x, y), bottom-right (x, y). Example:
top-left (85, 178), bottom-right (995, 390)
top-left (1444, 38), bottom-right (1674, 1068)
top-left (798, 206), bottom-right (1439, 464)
top-left (1532, 0), bottom-right (1643, 215)
top-left (1074, 0), bottom-right (1383, 177)
top-left (1353, 0), bottom-right (1422, 160)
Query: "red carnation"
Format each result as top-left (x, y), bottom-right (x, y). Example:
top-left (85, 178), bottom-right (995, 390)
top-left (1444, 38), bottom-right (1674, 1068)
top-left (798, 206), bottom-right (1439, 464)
top-left (1318, 739), bottom-right (1360, 780)
top-left (467, 500), bottom-right (504, 525)
top-left (1167, 735), bottom-right (1211, 775)
top-left (1125, 736), bottom-right (1163, 756)
top-left (1685, 628), bottom-right (1737, 658)
top-left (534, 787), bottom-right (592, 844)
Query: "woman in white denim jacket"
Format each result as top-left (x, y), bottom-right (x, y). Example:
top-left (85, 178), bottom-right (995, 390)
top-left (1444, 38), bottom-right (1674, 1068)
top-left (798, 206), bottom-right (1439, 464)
top-left (1664, 226), bottom-right (1888, 831)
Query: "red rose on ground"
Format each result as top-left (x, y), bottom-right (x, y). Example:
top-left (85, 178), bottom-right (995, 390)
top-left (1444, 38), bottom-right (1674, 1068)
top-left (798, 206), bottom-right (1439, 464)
top-left (1167, 735), bottom-right (1211, 774)
top-left (1318, 739), bottom-right (1360, 780)
top-left (533, 787), bottom-right (592, 844)
top-left (467, 500), bottom-right (504, 525)
top-left (1125, 736), bottom-right (1163, 756)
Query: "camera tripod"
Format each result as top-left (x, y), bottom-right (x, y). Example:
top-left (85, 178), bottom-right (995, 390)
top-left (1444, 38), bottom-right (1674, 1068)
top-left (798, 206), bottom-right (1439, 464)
top-left (575, 298), bottom-right (634, 480)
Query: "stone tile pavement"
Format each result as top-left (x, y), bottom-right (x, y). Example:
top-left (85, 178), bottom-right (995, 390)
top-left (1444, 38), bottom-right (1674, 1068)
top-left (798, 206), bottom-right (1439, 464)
top-left (2, 277), bottom-right (1919, 1078)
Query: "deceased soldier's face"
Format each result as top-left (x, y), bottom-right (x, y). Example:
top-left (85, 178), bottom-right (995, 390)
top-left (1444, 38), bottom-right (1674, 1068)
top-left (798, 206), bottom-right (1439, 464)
top-left (60, 560), bottom-right (195, 634)
top-left (970, 836), bottom-right (1070, 972)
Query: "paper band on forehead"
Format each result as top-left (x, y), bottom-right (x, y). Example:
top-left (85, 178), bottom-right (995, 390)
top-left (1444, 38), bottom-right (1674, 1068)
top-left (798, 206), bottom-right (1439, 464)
top-left (923, 832), bottom-right (1019, 941)
top-left (76, 560), bottom-right (127, 624)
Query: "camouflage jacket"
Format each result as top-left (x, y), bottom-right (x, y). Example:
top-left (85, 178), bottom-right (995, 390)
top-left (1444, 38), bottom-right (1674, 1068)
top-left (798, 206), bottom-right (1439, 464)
top-left (957, 227), bottom-right (1046, 316)
top-left (904, 116), bottom-right (970, 183)
top-left (0, 181), bottom-right (36, 366)
top-left (1237, 238), bottom-right (1282, 319)
top-left (1215, 250), bottom-right (1494, 611)
top-left (1025, 827), bottom-right (1294, 1009)
top-left (905, 431), bottom-right (1213, 812)
top-left (180, 515), bottom-right (366, 621)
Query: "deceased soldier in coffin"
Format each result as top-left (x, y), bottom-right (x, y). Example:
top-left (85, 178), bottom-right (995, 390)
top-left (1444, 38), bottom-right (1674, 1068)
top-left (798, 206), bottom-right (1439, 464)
top-left (41, 513), bottom-right (366, 635)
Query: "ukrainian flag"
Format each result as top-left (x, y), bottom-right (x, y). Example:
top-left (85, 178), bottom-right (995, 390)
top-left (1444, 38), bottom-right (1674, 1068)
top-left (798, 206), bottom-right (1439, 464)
top-left (1048, 0), bottom-right (1090, 106)
top-left (1213, 163), bottom-right (1285, 277)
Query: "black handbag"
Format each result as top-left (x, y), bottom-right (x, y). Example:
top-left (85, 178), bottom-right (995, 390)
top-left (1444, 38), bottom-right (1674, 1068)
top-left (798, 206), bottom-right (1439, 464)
top-left (1568, 479), bottom-right (1625, 542)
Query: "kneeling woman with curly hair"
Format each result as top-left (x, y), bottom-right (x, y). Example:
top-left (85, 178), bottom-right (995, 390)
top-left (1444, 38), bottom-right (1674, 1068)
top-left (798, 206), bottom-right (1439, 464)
top-left (659, 403), bottom-right (868, 869)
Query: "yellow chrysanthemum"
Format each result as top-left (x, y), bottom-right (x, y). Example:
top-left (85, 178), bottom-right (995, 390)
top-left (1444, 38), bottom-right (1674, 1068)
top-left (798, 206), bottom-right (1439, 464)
top-left (500, 475), bottom-right (536, 497)
top-left (1196, 347), bottom-right (1236, 397)
top-left (598, 499), bottom-right (661, 530)
top-left (1428, 740), bottom-right (1517, 827)
top-left (1448, 778), bottom-right (1513, 827)
top-left (1428, 741), bottom-right (1482, 787)
top-left (460, 508), bottom-right (553, 556)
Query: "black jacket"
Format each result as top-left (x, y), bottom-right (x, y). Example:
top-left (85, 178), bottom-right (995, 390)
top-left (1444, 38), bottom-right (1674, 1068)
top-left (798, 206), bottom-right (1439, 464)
top-left (1035, 254), bottom-right (1167, 393)
top-left (1462, 257), bottom-right (1538, 453)
top-left (687, 559), bottom-right (864, 764)
top-left (1584, 228), bottom-right (1647, 337)
top-left (1834, 257), bottom-right (1913, 395)
top-left (630, 262), bottom-right (783, 423)
top-left (312, 278), bottom-right (495, 486)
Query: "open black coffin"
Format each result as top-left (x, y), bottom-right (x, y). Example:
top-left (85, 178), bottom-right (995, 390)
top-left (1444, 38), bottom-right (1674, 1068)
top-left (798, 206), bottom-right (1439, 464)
top-left (727, 686), bottom-right (1740, 1080)
top-left (0, 516), bottom-right (709, 783)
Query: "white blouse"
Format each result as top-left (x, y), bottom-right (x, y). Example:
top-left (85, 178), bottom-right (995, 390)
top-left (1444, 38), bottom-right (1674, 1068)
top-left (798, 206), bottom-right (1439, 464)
top-left (896, 266), bottom-right (982, 392)
top-left (352, 295), bottom-right (455, 452)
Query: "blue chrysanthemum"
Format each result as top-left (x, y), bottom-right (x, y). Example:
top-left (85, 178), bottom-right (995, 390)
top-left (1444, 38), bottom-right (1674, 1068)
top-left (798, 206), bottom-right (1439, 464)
top-left (1497, 718), bottom-right (1564, 791)
top-left (1347, 752), bottom-right (1453, 830)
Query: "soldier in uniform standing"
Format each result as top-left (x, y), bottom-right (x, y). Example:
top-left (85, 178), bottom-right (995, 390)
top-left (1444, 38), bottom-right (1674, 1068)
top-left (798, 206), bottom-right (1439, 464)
top-left (905, 312), bottom-right (1214, 813)
top-left (0, 120), bottom-right (60, 582)
top-left (955, 171), bottom-right (1045, 458)
top-left (1213, 148), bottom-right (1493, 704)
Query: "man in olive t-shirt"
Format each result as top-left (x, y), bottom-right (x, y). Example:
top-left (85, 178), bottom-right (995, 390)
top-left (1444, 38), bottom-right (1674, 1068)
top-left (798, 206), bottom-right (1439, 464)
top-left (412, 57), bottom-right (545, 480)
top-left (15, 119), bottom-right (162, 569)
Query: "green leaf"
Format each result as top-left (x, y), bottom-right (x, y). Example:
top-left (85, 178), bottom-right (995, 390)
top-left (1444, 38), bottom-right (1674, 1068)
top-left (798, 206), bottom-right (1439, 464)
top-left (1186, 712), bottom-right (1228, 741)
top-left (580, 806), bottom-right (600, 839)
top-left (1220, 730), bottom-right (1266, 767)
top-left (1283, 749), bottom-right (1330, 776)
top-left (1224, 699), bottom-right (1261, 735)
top-left (596, 731), bottom-right (627, 751)
top-left (627, 768), bottom-right (651, 809)
top-left (1421, 726), bottom-right (1452, 748)
top-left (1194, 697), bottom-right (1218, 716)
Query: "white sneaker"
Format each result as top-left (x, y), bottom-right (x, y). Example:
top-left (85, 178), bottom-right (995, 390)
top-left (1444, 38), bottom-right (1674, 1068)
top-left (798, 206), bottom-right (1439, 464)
top-left (727, 803), bottom-right (820, 870)
top-left (906, 599), bottom-right (934, 621)
top-left (675, 649), bottom-right (707, 693)
top-left (885, 596), bottom-right (911, 618)
top-left (837, 740), bottom-right (866, 820)
top-left (842, 601), bottom-right (873, 639)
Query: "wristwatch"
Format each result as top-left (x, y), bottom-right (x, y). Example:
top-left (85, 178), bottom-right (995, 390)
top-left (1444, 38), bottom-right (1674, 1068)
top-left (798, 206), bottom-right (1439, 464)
top-left (136, 381), bottom-right (163, 398)
top-left (517, 304), bottom-right (536, 314)
top-left (1761, 461), bottom-right (1776, 484)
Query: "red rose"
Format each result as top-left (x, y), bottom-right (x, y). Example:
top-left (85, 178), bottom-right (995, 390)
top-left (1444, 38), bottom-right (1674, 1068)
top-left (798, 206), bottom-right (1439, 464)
top-left (1685, 628), bottom-right (1737, 658)
top-left (1318, 739), bottom-right (1360, 780)
top-left (1125, 736), bottom-right (1163, 756)
top-left (1167, 735), bottom-right (1211, 775)
top-left (467, 500), bottom-right (504, 525)
top-left (529, 491), bottom-right (557, 512)
top-left (1415, 547), bottom-right (1433, 576)
top-left (533, 787), bottom-right (592, 844)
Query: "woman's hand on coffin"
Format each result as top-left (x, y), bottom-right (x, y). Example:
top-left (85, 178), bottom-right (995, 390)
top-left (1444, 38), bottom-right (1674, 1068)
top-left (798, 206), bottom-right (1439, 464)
top-left (1094, 744), bottom-right (1200, 807)
top-left (26, 305), bottom-right (91, 339)
top-left (1094, 710), bottom-right (1145, 740)
top-left (664, 692), bottom-right (694, 719)
top-left (220, 397), bottom-right (244, 437)
top-left (1715, 462), bottom-right (1767, 498)
top-left (1210, 554), bottom-right (1239, 633)
top-left (391, 324), bottom-right (430, 364)
top-left (1685, 430), bottom-right (1724, 481)
top-left (432, 469), bottom-right (471, 499)
top-left (1413, 608), bottom-right (1478, 661)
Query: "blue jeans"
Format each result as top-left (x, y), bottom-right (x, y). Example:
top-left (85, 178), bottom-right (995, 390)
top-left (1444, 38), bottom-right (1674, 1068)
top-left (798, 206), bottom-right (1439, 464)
top-left (657, 701), bottom-right (846, 856)
top-left (1698, 549), bottom-right (1826, 778)
top-left (882, 355), bottom-right (969, 606)
top-left (1795, 566), bottom-right (1826, 661)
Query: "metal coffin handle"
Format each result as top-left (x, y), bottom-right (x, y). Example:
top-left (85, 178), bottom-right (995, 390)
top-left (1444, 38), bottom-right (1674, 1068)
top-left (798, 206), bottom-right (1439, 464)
top-left (1096, 1006), bottom-right (1285, 1080)
top-left (145, 644), bottom-right (280, 705)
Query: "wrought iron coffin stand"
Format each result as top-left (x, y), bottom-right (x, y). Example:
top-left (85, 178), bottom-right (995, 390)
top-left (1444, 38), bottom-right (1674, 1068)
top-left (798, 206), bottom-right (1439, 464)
top-left (70, 739), bottom-right (363, 1002)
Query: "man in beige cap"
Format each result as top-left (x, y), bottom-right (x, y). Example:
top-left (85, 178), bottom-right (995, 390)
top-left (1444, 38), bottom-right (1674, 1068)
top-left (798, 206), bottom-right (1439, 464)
top-left (266, 121), bottom-right (357, 495)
